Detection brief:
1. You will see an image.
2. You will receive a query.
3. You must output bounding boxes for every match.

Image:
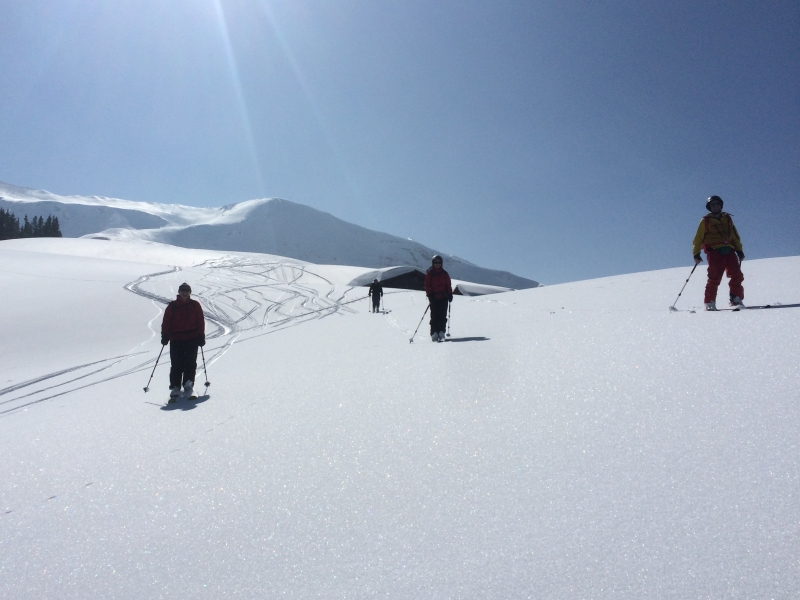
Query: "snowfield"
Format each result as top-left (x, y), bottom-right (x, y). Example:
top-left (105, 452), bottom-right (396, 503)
top-left (1, 238), bottom-right (798, 599)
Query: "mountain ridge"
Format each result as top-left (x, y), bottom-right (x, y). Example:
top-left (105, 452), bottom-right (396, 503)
top-left (0, 181), bottom-right (538, 289)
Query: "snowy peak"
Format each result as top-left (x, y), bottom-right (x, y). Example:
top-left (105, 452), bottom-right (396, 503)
top-left (0, 181), bottom-right (539, 289)
top-left (0, 180), bottom-right (267, 227)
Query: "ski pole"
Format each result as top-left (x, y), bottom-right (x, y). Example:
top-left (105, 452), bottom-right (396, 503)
top-left (200, 345), bottom-right (211, 390)
top-left (409, 304), bottom-right (430, 343)
top-left (446, 301), bottom-right (451, 337)
top-left (669, 263), bottom-right (698, 312)
top-left (143, 344), bottom-right (165, 392)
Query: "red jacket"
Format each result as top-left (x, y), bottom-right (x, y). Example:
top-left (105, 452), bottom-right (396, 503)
top-left (424, 267), bottom-right (452, 300)
top-left (161, 297), bottom-right (205, 342)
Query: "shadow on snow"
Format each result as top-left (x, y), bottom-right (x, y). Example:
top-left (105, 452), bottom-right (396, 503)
top-left (159, 395), bottom-right (210, 412)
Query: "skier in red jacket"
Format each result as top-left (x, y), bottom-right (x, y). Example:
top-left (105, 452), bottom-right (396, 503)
top-left (161, 282), bottom-right (205, 401)
top-left (424, 255), bottom-right (453, 342)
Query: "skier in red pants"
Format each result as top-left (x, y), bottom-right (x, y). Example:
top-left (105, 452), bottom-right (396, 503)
top-left (692, 195), bottom-right (745, 311)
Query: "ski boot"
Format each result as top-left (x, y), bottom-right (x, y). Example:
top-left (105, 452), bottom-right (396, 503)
top-left (704, 302), bottom-right (718, 311)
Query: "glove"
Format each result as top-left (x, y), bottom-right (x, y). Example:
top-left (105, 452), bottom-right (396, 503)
top-left (198, 335), bottom-right (206, 347)
top-left (693, 254), bottom-right (702, 265)
top-left (736, 250), bottom-right (745, 260)
top-left (161, 335), bottom-right (169, 346)
top-left (448, 295), bottom-right (453, 302)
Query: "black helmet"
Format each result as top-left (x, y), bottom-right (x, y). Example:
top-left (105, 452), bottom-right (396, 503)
top-left (706, 195), bottom-right (723, 210)
top-left (431, 255), bottom-right (443, 265)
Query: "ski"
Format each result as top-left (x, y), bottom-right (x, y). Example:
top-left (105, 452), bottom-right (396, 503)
top-left (716, 303), bottom-right (800, 311)
top-left (676, 302), bottom-right (799, 313)
top-left (742, 303), bottom-right (800, 309)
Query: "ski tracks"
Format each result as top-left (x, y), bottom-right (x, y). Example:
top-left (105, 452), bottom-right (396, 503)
top-left (2, 258), bottom-right (369, 416)
top-left (0, 352), bottom-right (151, 417)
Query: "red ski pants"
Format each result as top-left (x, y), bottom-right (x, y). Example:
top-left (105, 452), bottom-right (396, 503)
top-left (704, 249), bottom-right (744, 303)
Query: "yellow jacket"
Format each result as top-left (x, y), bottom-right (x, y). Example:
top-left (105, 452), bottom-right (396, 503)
top-left (692, 212), bottom-right (743, 256)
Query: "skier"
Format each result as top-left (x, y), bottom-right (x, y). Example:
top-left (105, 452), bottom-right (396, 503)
top-left (368, 278), bottom-right (383, 313)
top-left (161, 283), bottom-right (206, 402)
top-left (692, 195), bottom-right (745, 311)
top-left (424, 255), bottom-right (452, 341)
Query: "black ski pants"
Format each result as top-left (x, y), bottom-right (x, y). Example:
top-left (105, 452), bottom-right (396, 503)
top-left (371, 296), bottom-right (381, 312)
top-left (429, 298), bottom-right (448, 335)
top-left (169, 339), bottom-right (198, 388)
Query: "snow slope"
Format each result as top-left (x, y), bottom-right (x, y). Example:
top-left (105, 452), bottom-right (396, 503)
top-left (0, 181), bottom-right (538, 289)
top-left (1, 238), bottom-right (798, 599)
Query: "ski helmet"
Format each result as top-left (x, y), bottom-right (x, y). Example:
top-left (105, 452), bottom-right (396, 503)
top-left (431, 255), bottom-right (443, 265)
top-left (706, 195), bottom-right (723, 210)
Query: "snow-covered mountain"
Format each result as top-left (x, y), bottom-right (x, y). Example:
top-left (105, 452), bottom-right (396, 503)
top-left (1, 237), bottom-right (798, 599)
top-left (0, 181), bottom-right (538, 289)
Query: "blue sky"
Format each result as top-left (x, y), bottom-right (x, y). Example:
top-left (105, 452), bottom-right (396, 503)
top-left (1, 1), bottom-right (798, 284)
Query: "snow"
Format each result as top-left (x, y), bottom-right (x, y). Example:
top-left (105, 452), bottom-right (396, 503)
top-left (453, 281), bottom-right (512, 296)
top-left (0, 180), bottom-right (237, 226)
top-left (1, 238), bottom-right (798, 599)
top-left (0, 181), bottom-right (538, 289)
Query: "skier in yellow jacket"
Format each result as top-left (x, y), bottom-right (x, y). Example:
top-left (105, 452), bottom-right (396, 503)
top-left (692, 195), bottom-right (745, 311)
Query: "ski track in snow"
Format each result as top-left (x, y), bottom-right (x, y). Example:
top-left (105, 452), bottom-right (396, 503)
top-left (0, 257), bottom-right (370, 417)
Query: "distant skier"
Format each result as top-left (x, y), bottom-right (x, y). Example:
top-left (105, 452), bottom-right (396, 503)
top-left (161, 283), bottom-right (206, 402)
top-left (368, 278), bottom-right (383, 313)
top-left (424, 255), bottom-right (453, 341)
top-left (692, 195), bottom-right (745, 311)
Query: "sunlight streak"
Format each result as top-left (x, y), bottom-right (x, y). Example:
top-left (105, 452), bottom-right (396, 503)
top-left (210, 0), bottom-right (266, 195)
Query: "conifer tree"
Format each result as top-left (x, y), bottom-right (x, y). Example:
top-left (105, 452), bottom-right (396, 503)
top-left (0, 209), bottom-right (20, 240)
top-left (0, 210), bottom-right (61, 239)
